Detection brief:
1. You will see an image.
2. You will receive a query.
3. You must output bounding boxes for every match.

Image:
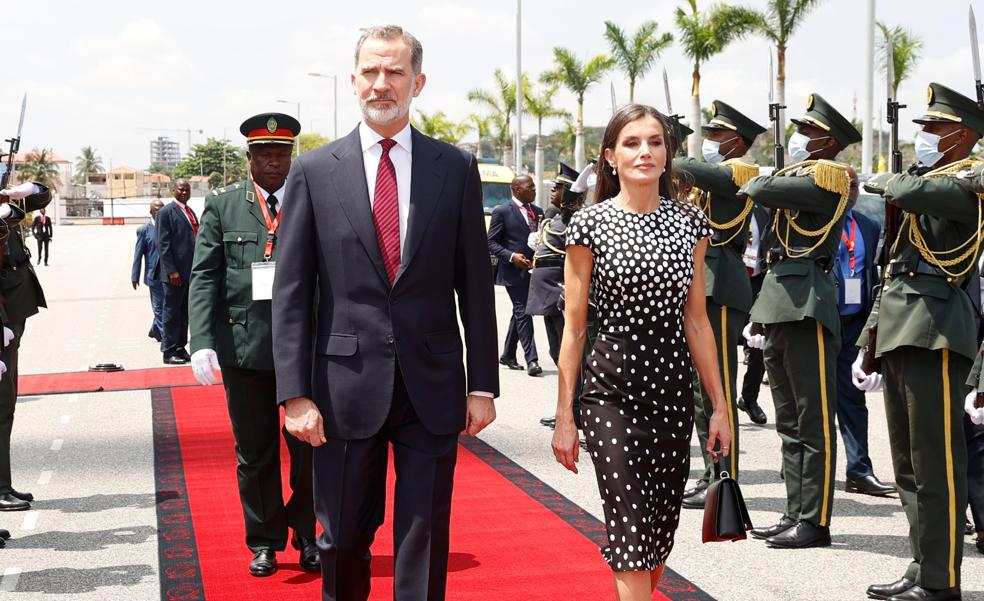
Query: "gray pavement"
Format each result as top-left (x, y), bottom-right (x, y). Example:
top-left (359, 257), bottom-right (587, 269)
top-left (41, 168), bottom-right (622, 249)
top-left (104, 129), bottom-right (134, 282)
top-left (1, 222), bottom-right (982, 600)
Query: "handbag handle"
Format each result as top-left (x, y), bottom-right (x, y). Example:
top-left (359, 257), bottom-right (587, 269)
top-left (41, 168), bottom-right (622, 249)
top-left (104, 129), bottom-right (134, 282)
top-left (712, 447), bottom-right (730, 481)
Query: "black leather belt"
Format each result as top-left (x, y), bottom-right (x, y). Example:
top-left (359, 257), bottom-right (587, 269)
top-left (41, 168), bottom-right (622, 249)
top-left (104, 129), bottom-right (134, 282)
top-left (766, 247), bottom-right (833, 272)
top-left (885, 260), bottom-right (950, 280)
top-left (533, 256), bottom-right (564, 269)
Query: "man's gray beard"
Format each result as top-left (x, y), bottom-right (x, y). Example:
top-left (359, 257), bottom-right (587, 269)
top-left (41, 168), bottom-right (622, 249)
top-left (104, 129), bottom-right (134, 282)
top-left (361, 97), bottom-right (412, 125)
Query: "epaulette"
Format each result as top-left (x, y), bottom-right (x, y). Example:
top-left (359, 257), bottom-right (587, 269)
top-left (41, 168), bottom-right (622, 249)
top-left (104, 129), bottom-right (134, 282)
top-left (722, 159), bottom-right (759, 188)
top-left (811, 160), bottom-right (851, 198)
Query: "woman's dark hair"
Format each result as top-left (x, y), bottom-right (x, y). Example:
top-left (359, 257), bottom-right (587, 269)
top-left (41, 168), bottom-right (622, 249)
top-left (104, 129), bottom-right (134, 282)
top-left (593, 104), bottom-right (679, 204)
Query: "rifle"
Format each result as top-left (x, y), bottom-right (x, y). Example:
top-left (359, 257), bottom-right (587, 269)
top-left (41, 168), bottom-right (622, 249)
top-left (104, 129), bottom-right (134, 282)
top-left (768, 51), bottom-right (786, 171)
top-left (662, 68), bottom-right (688, 157)
top-left (0, 94), bottom-right (27, 266)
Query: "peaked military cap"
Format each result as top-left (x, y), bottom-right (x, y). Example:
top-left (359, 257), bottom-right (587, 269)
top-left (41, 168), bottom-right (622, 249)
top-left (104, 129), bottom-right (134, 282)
top-left (239, 112), bottom-right (300, 145)
top-left (913, 82), bottom-right (984, 136)
top-left (668, 117), bottom-right (693, 154)
top-left (790, 93), bottom-right (861, 148)
top-left (703, 100), bottom-right (767, 142)
top-left (553, 162), bottom-right (578, 186)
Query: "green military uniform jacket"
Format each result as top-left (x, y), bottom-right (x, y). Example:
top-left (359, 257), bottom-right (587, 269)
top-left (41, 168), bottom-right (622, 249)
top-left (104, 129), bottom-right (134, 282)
top-left (189, 179), bottom-right (278, 370)
top-left (740, 163), bottom-right (848, 335)
top-left (674, 157), bottom-right (756, 313)
top-left (861, 163), bottom-right (983, 362)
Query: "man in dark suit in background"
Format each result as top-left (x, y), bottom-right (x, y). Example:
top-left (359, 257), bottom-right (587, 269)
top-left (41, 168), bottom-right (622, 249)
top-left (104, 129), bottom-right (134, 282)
top-left (738, 204), bottom-right (770, 425)
top-left (132, 199), bottom-right (165, 343)
top-left (273, 25), bottom-right (498, 601)
top-left (488, 175), bottom-right (543, 376)
top-left (837, 167), bottom-right (895, 497)
top-left (30, 208), bottom-right (52, 266)
top-left (156, 179), bottom-right (197, 365)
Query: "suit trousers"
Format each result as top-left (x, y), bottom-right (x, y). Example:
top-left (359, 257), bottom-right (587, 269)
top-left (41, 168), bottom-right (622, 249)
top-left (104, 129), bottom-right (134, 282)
top-left (966, 415), bottom-right (984, 533)
top-left (313, 367), bottom-right (458, 601)
top-left (161, 281), bottom-right (189, 355)
top-left (0, 320), bottom-right (24, 494)
top-left (35, 238), bottom-right (48, 265)
top-left (834, 314), bottom-right (875, 480)
top-left (882, 347), bottom-right (969, 590)
top-left (221, 366), bottom-right (315, 552)
top-left (148, 282), bottom-right (164, 344)
top-left (543, 313), bottom-right (564, 365)
top-left (764, 318), bottom-right (839, 528)
top-left (501, 284), bottom-right (537, 363)
top-left (693, 300), bottom-right (745, 481)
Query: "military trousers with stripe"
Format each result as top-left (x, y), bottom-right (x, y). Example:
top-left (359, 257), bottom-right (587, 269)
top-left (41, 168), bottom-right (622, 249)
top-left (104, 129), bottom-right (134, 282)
top-left (693, 300), bottom-right (744, 481)
top-left (882, 346), bottom-right (969, 590)
top-left (763, 317), bottom-right (838, 528)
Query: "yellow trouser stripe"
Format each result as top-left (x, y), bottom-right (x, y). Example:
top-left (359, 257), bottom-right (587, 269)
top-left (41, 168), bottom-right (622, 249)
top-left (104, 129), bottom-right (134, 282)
top-left (721, 306), bottom-right (737, 476)
top-left (942, 349), bottom-right (957, 588)
top-left (817, 321), bottom-right (832, 527)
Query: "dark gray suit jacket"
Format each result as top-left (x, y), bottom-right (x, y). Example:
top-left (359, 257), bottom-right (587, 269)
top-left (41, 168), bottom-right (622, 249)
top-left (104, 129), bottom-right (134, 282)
top-left (272, 126), bottom-right (499, 439)
top-left (155, 201), bottom-right (197, 283)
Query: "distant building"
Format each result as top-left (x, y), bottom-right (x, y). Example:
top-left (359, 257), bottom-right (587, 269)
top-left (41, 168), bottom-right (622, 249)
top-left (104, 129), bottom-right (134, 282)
top-left (149, 136), bottom-right (181, 171)
top-left (107, 166), bottom-right (144, 198)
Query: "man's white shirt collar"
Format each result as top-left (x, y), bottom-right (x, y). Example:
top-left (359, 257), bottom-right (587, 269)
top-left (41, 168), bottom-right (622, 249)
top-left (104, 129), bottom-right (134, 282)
top-left (359, 121), bottom-right (413, 154)
top-left (252, 181), bottom-right (287, 208)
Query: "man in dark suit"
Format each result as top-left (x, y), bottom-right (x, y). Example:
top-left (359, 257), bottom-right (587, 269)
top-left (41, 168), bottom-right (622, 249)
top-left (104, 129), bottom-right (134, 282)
top-left (0, 181), bottom-right (50, 511)
top-left (273, 26), bottom-right (498, 601)
top-left (189, 113), bottom-right (316, 577)
top-left (836, 167), bottom-right (895, 497)
top-left (156, 179), bottom-right (197, 364)
top-left (488, 175), bottom-right (543, 376)
top-left (30, 208), bottom-right (52, 266)
top-left (132, 199), bottom-right (165, 343)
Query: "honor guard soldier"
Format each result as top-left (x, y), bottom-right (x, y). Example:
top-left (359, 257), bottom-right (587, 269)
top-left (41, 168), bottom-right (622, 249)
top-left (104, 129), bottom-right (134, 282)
top-left (673, 100), bottom-right (766, 509)
top-left (738, 93), bottom-right (861, 549)
top-left (855, 83), bottom-right (984, 601)
top-left (0, 182), bottom-right (49, 513)
top-left (188, 113), bottom-right (317, 577)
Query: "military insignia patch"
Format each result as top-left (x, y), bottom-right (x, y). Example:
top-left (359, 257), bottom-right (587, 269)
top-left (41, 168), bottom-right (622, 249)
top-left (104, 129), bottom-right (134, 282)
top-left (266, 117), bottom-right (278, 133)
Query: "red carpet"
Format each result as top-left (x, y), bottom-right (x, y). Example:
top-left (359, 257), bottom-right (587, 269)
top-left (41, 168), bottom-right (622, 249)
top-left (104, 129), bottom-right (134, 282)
top-left (154, 386), bottom-right (711, 601)
top-left (20, 366), bottom-right (218, 396)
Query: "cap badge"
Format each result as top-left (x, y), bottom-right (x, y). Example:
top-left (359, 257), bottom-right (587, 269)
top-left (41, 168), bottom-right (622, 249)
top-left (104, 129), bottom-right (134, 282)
top-left (266, 117), bottom-right (278, 133)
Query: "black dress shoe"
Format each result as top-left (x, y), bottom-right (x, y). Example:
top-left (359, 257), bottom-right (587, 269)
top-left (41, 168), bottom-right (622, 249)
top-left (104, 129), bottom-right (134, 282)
top-left (868, 578), bottom-right (916, 600)
top-left (751, 516), bottom-right (796, 540)
top-left (527, 361), bottom-right (543, 376)
top-left (965, 518), bottom-right (974, 536)
top-left (498, 357), bottom-right (523, 370)
top-left (682, 479), bottom-right (709, 499)
top-left (249, 549), bottom-right (277, 577)
top-left (9, 489), bottom-right (33, 502)
top-left (175, 348), bottom-right (192, 361)
top-left (0, 494), bottom-right (30, 512)
top-left (846, 475), bottom-right (897, 497)
top-left (737, 396), bottom-right (768, 425)
top-left (0, 528), bottom-right (9, 540)
top-left (766, 520), bottom-right (831, 548)
top-left (292, 532), bottom-right (320, 573)
top-left (887, 585), bottom-right (961, 601)
top-left (681, 488), bottom-right (706, 509)
top-left (163, 355), bottom-right (188, 365)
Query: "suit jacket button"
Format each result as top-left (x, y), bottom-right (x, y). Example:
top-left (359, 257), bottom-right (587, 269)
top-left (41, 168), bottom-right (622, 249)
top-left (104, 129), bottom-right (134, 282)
top-left (387, 335), bottom-right (394, 344)
top-left (228, 318), bottom-right (235, 324)
top-left (237, 236), bottom-right (242, 242)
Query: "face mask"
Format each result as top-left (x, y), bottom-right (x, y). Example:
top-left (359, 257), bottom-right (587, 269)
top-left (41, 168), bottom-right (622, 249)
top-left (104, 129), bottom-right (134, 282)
top-left (788, 132), bottom-right (830, 163)
top-left (702, 137), bottom-right (738, 164)
top-left (914, 129), bottom-right (960, 167)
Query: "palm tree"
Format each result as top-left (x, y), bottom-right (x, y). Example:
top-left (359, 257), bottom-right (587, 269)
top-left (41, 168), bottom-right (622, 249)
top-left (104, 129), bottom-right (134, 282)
top-left (468, 69), bottom-right (529, 168)
top-left (19, 148), bottom-right (61, 190)
top-left (754, 0), bottom-right (825, 147)
top-left (413, 110), bottom-right (471, 145)
top-left (542, 48), bottom-right (615, 169)
top-left (524, 83), bottom-right (572, 205)
top-left (468, 114), bottom-right (492, 159)
top-left (603, 20), bottom-right (674, 103)
top-left (74, 146), bottom-right (104, 185)
top-left (877, 22), bottom-right (923, 97)
top-left (675, 0), bottom-right (763, 157)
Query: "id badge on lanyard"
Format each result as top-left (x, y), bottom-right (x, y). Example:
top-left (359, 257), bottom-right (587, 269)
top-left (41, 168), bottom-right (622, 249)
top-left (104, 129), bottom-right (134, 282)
top-left (251, 181), bottom-right (280, 301)
top-left (841, 217), bottom-right (861, 304)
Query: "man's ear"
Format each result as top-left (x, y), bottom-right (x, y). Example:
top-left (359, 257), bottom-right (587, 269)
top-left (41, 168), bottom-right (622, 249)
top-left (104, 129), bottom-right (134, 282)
top-left (413, 73), bottom-right (427, 98)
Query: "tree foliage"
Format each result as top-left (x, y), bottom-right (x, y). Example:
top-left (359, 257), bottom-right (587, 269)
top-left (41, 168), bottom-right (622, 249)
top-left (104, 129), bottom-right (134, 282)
top-left (19, 148), bottom-right (62, 190)
top-left (299, 132), bottom-right (331, 155)
top-left (541, 48), bottom-right (615, 125)
top-left (604, 20), bottom-right (673, 103)
top-left (173, 138), bottom-right (246, 186)
top-left (413, 110), bottom-right (471, 144)
top-left (877, 22), bottom-right (923, 95)
top-left (75, 146), bottom-right (104, 184)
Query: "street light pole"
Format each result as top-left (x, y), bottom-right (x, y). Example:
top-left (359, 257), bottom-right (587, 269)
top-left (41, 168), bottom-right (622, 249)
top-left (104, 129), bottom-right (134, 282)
top-left (308, 72), bottom-right (339, 139)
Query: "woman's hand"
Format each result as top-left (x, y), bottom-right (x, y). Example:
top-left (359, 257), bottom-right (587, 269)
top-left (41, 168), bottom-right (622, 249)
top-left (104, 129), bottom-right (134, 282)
top-left (551, 412), bottom-right (580, 473)
top-left (707, 409), bottom-right (733, 463)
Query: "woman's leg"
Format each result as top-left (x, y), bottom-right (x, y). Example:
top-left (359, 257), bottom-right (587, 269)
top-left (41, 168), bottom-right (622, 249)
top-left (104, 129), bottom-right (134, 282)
top-left (613, 570), bottom-right (653, 601)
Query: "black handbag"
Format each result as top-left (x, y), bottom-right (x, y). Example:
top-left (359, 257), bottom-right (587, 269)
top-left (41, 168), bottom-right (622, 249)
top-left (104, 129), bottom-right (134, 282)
top-left (701, 460), bottom-right (753, 543)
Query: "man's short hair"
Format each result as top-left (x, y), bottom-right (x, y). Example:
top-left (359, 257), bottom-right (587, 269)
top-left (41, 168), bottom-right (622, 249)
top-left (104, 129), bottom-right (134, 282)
top-left (354, 25), bottom-right (423, 74)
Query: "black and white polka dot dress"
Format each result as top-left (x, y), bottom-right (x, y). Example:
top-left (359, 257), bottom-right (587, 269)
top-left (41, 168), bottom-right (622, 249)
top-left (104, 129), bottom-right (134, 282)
top-left (567, 197), bottom-right (711, 572)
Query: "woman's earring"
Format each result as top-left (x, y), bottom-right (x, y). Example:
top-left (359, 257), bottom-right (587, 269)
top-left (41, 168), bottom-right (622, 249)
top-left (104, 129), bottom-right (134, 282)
top-left (610, 164), bottom-right (617, 175)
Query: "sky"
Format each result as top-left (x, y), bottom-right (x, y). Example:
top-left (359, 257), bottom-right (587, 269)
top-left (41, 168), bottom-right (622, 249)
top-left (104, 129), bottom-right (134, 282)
top-left (1, 0), bottom-right (975, 170)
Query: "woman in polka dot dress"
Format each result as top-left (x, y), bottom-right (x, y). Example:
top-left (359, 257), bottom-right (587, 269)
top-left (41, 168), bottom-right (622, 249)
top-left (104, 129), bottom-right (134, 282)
top-left (551, 104), bottom-right (733, 601)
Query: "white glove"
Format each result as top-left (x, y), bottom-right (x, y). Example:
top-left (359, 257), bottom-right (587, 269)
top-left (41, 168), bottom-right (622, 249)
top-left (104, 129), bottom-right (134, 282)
top-left (0, 360), bottom-right (7, 381)
top-left (0, 204), bottom-right (11, 219)
top-left (965, 391), bottom-right (984, 425)
top-left (851, 349), bottom-right (882, 392)
top-left (527, 232), bottom-right (539, 250)
top-left (0, 182), bottom-right (40, 200)
top-left (742, 322), bottom-right (765, 350)
top-left (190, 349), bottom-right (220, 386)
top-left (2, 327), bottom-right (13, 348)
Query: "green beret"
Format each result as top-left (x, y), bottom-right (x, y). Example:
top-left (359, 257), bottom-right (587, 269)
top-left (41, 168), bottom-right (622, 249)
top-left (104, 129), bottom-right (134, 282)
top-left (703, 100), bottom-right (767, 142)
top-left (790, 93), bottom-right (861, 149)
top-left (913, 82), bottom-right (984, 137)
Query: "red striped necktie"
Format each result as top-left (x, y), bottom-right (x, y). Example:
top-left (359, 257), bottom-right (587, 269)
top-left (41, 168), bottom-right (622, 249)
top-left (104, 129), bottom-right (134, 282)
top-left (181, 204), bottom-right (198, 236)
top-left (373, 138), bottom-right (400, 284)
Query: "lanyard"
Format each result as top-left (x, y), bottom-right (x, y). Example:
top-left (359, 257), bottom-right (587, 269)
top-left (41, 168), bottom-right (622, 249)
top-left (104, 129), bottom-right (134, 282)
top-left (253, 180), bottom-right (281, 260)
top-left (840, 216), bottom-right (856, 274)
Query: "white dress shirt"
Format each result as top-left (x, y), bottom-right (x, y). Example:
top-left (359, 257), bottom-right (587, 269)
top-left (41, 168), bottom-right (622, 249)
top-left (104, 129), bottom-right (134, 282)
top-left (252, 181), bottom-right (286, 214)
top-left (360, 121), bottom-right (412, 258)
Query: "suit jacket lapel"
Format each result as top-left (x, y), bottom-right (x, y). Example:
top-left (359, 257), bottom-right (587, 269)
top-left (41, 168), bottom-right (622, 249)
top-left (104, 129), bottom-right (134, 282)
top-left (397, 128), bottom-right (445, 282)
top-left (328, 127), bottom-right (389, 286)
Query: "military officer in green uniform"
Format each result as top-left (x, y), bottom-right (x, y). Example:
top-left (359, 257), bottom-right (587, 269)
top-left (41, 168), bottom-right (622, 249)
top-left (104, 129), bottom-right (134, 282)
top-left (673, 100), bottom-right (766, 509)
top-left (188, 113), bottom-right (317, 578)
top-left (737, 93), bottom-right (860, 549)
top-left (0, 182), bottom-right (49, 513)
top-left (854, 83), bottom-right (984, 601)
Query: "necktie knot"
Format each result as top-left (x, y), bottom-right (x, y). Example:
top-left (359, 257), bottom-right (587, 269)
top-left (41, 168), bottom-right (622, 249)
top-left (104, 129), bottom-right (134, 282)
top-left (379, 138), bottom-right (397, 155)
top-left (267, 194), bottom-right (278, 218)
